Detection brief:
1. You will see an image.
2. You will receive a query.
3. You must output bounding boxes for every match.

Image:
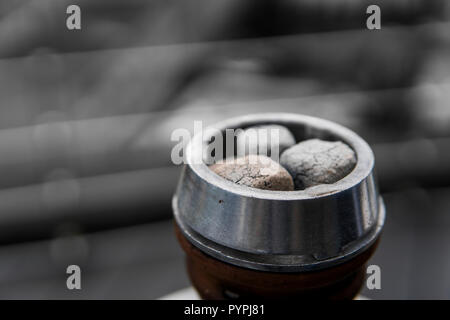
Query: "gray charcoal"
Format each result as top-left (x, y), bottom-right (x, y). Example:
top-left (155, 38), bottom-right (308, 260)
top-left (209, 155), bottom-right (294, 191)
top-left (280, 139), bottom-right (357, 190)
top-left (236, 124), bottom-right (296, 159)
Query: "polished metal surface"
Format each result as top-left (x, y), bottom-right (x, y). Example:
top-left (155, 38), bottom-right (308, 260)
top-left (173, 113), bottom-right (385, 272)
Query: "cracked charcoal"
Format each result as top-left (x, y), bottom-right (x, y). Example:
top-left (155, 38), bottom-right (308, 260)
top-left (209, 155), bottom-right (294, 191)
top-left (280, 139), bottom-right (356, 190)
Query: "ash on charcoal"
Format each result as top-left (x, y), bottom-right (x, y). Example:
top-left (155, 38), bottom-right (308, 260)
top-left (280, 139), bottom-right (356, 190)
top-left (210, 155), bottom-right (294, 191)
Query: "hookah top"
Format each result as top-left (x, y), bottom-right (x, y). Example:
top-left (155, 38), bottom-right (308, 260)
top-left (173, 113), bottom-right (385, 272)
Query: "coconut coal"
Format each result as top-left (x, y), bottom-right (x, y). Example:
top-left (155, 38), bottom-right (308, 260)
top-left (280, 139), bottom-right (356, 190)
top-left (236, 124), bottom-right (296, 158)
top-left (209, 155), bottom-right (294, 191)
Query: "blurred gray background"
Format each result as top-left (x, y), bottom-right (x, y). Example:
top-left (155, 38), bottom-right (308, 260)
top-left (0, 0), bottom-right (449, 299)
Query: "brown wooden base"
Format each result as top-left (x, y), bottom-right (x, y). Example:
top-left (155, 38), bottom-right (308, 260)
top-left (175, 223), bottom-right (379, 300)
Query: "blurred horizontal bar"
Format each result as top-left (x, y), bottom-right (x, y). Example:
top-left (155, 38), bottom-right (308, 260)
top-left (374, 137), bottom-right (450, 191)
top-left (0, 219), bottom-right (189, 299)
top-left (0, 0), bottom-right (246, 58)
top-left (0, 0), bottom-right (447, 57)
top-left (0, 79), bottom-right (449, 189)
top-left (0, 166), bottom-right (180, 244)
